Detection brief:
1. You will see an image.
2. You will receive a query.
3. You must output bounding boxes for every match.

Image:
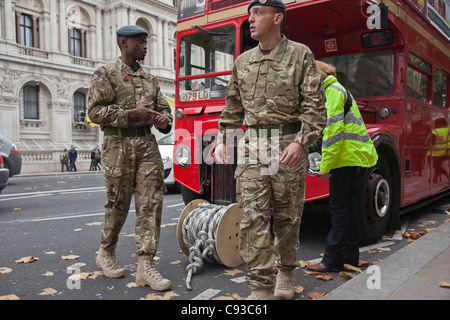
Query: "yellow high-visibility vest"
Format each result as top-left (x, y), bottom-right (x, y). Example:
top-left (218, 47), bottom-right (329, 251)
top-left (319, 75), bottom-right (378, 173)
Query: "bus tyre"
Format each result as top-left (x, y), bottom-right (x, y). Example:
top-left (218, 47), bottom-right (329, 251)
top-left (180, 185), bottom-right (210, 205)
top-left (358, 156), bottom-right (392, 244)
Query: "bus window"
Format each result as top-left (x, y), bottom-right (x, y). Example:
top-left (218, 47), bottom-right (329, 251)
top-left (433, 66), bottom-right (448, 108)
top-left (407, 53), bottom-right (432, 102)
top-left (321, 49), bottom-right (394, 97)
top-left (178, 25), bottom-right (235, 101)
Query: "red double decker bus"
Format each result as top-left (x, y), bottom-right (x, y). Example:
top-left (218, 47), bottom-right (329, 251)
top-left (173, 0), bottom-right (449, 243)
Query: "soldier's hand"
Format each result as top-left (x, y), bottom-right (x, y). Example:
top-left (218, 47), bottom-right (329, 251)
top-left (213, 143), bottom-right (226, 165)
top-left (129, 102), bottom-right (156, 122)
top-left (318, 170), bottom-right (331, 179)
top-left (280, 142), bottom-right (304, 167)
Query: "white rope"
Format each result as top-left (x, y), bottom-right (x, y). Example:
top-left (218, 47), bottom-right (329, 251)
top-left (182, 203), bottom-right (231, 290)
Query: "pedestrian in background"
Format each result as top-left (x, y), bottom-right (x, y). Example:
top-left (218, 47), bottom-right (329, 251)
top-left (215, 0), bottom-right (326, 300)
top-left (89, 149), bottom-right (96, 171)
top-left (60, 148), bottom-right (69, 172)
top-left (88, 25), bottom-right (173, 291)
top-left (307, 61), bottom-right (378, 272)
top-left (68, 145), bottom-right (77, 172)
top-left (94, 145), bottom-right (102, 171)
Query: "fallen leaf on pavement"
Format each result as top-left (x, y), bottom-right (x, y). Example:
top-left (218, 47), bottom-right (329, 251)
top-left (308, 292), bottom-right (327, 300)
top-left (140, 291), bottom-right (179, 300)
top-left (38, 288), bottom-right (58, 296)
top-left (0, 294), bottom-right (21, 300)
top-left (298, 260), bottom-right (310, 268)
top-left (126, 282), bottom-right (138, 288)
top-left (15, 256), bottom-right (39, 264)
top-left (223, 269), bottom-right (242, 276)
top-left (294, 286), bottom-right (305, 293)
top-left (419, 220), bottom-right (436, 227)
top-left (171, 260), bottom-right (181, 265)
top-left (339, 271), bottom-right (356, 279)
top-left (439, 282), bottom-right (450, 288)
top-left (0, 267), bottom-right (12, 274)
top-left (304, 270), bottom-right (321, 276)
top-left (344, 264), bottom-right (362, 273)
top-left (61, 255), bottom-right (79, 260)
top-left (315, 272), bottom-right (333, 281)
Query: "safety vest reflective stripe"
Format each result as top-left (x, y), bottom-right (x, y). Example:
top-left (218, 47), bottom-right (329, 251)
top-left (322, 131), bottom-right (371, 149)
top-left (322, 85), bottom-right (367, 149)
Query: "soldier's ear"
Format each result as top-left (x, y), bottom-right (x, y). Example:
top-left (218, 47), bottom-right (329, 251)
top-left (117, 36), bottom-right (127, 49)
top-left (274, 12), bottom-right (283, 26)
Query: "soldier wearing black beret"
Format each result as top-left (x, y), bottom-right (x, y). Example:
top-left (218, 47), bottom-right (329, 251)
top-left (216, 0), bottom-right (326, 300)
top-left (88, 25), bottom-right (172, 292)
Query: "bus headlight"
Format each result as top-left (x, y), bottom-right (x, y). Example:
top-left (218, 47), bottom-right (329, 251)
top-left (378, 108), bottom-right (390, 119)
top-left (176, 108), bottom-right (184, 120)
top-left (175, 145), bottom-right (191, 167)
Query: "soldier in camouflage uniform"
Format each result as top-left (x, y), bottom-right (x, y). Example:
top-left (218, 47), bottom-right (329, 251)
top-left (87, 25), bottom-right (173, 291)
top-left (215, 0), bottom-right (326, 300)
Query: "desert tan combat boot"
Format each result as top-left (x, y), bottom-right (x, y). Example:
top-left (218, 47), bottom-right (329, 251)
top-left (96, 248), bottom-right (125, 279)
top-left (274, 268), bottom-right (295, 300)
top-left (136, 255), bottom-right (172, 291)
top-left (247, 289), bottom-right (274, 300)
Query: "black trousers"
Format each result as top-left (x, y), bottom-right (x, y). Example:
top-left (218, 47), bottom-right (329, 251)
top-left (322, 166), bottom-right (362, 269)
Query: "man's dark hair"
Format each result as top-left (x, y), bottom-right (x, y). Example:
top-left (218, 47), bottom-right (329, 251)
top-left (273, 7), bottom-right (286, 29)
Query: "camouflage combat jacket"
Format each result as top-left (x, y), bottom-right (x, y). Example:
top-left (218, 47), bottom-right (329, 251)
top-left (218, 35), bottom-right (326, 147)
top-left (87, 57), bottom-right (173, 130)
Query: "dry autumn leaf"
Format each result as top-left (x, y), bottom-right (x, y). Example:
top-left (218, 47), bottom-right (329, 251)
top-left (0, 294), bottom-right (21, 300)
top-left (402, 231), bottom-right (425, 241)
top-left (315, 272), bottom-right (333, 281)
top-left (339, 271), bottom-right (356, 279)
top-left (298, 260), bottom-right (310, 268)
top-left (294, 286), bottom-right (305, 293)
top-left (15, 256), bottom-right (39, 264)
top-left (38, 288), bottom-right (58, 296)
top-left (0, 267), bottom-right (12, 274)
top-left (308, 292), bottom-right (327, 300)
top-left (223, 269), bottom-right (242, 276)
top-left (439, 282), bottom-right (450, 288)
top-left (61, 255), bottom-right (80, 260)
top-left (344, 264), bottom-right (362, 273)
top-left (140, 290), bottom-right (179, 300)
top-left (69, 272), bottom-right (93, 281)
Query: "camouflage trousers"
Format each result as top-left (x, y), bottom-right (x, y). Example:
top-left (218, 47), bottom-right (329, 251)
top-left (235, 134), bottom-right (308, 290)
top-left (100, 134), bottom-right (166, 256)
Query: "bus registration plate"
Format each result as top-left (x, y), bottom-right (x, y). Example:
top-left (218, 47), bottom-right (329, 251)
top-left (183, 88), bottom-right (210, 101)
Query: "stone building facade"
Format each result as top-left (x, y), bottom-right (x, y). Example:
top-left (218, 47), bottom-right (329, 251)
top-left (0, 0), bottom-right (177, 173)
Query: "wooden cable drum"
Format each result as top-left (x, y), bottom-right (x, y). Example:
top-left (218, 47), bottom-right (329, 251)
top-left (176, 200), bottom-right (243, 290)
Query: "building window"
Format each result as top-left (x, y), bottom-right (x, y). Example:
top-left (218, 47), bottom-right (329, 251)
top-left (17, 13), bottom-right (39, 48)
top-left (407, 53), bottom-right (432, 102)
top-left (433, 66), bottom-right (448, 108)
top-left (70, 28), bottom-right (86, 57)
top-left (23, 85), bottom-right (39, 119)
top-left (74, 92), bottom-right (86, 122)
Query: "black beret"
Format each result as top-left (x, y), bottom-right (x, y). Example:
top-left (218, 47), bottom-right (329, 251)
top-left (116, 25), bottom-right (148, 37)
top-left (248, 0), bottom-right (286, 13)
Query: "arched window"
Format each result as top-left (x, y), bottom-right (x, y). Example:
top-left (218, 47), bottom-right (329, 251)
top-left (74, 92), bottom-right (86, 122)
top-left (23, 85), bottom-right (39, 119)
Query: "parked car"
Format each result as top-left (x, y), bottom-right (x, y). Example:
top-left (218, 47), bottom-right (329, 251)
top-left (0, 135), bottom-right (22, 177)
top-left (157, 132), bottom-right (180, 192)
top-left (0, 155), bottom-right (9, 193)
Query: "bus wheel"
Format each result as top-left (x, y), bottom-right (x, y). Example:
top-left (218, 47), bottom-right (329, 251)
top-left (358, 156), bottom-right (392, 244)
top-left (180, 185), bottom-right (210, 205)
